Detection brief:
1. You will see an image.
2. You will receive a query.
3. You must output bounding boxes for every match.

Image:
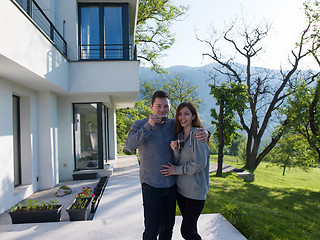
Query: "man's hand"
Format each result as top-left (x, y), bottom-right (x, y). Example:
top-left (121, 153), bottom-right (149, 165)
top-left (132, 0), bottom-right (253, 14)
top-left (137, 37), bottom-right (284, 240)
top-left (148, 114), bottom-right (162, 126)
top-left (195, 128), bottom-right (209, 142)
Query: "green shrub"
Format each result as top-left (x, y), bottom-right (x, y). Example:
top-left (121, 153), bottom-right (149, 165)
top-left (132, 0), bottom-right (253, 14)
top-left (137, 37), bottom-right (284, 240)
top-left (221, 203), bottom-right (274, 240)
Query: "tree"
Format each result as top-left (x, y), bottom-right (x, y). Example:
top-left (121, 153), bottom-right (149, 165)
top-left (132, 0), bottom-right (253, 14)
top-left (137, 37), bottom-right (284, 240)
top-left (116, 75), bottom-right (202, 153)
top-left (281, 81), bottom-right (320, 161)
top-left (225, 134), bottom-right (246, 156)
top-left (210, 82), bottom-right (248, 176)
top-left (265, 131), bottom-right (317, 175)
top-left (198, 16), bottom-right (313, 171)
top-left (116, 99), bottom-right (151, 153)
top-left (136, 0), bottom-right (188, 73)
top-left (140, 73), bottom-right (202, 117)
top-left (304, 0), bottom-right (320, 156)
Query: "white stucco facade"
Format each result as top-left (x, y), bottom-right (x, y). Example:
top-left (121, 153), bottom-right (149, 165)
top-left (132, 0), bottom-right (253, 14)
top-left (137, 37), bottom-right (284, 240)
top-left (0, 0), bottom-right (139, 214)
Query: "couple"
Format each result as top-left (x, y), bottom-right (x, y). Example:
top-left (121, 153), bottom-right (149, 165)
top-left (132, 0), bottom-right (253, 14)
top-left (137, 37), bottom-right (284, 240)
top-left (126, 91), bottom-right (210, 240)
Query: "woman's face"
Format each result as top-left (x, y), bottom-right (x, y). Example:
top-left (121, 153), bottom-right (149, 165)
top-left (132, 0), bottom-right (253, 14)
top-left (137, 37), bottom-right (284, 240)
top-left (178, 106), bottom-right (194, 129)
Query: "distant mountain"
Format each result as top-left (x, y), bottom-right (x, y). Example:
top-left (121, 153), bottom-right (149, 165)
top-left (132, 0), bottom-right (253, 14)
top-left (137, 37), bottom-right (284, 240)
top-left (139, 63), bottom-right (314, 146)
top-left (139, 63), bottom-right (228, 129)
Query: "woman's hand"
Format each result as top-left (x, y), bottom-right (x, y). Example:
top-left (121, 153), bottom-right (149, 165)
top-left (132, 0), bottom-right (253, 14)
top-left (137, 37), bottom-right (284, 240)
top-left (160, 162), bottom-right (176, 176)
top-left (170, 140), bottom-right (178, 150)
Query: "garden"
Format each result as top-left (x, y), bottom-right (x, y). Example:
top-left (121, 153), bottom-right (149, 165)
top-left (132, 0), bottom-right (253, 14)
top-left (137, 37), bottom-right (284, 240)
top-left (201, 155), bottom-right (320, 240)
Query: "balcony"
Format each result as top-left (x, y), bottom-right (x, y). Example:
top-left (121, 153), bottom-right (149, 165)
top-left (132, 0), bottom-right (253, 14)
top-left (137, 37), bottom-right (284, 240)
top-left (14, 0), bottom-right (67, 58)
top-left (79, 44), bottom-right (137, 61)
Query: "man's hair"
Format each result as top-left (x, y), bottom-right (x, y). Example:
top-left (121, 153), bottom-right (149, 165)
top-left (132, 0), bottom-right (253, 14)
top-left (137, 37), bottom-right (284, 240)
top-left (151, 91), bottom-right (170, 105)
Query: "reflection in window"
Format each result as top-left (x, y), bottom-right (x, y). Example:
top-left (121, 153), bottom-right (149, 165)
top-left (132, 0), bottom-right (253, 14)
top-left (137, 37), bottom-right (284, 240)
top-left (104, 7), bottom-right (123, 59)
top-left (80, 6), bottom-right (99, 59)
top-left (74, 103), bottom-right (99, 170)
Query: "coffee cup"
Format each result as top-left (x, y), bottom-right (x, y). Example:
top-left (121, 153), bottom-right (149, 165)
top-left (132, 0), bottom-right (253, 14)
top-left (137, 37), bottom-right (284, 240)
top-left (161, 114), bottom-right (168, 124)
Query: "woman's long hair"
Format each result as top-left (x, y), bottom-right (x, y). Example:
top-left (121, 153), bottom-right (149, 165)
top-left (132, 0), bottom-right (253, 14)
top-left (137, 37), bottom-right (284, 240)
top-left (175, 102), bottom-right (209, 144)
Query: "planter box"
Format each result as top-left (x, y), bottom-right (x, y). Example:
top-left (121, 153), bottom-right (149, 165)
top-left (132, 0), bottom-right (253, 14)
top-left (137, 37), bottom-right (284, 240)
top-left (67, 197), bottom-right (93, 221)
top-left (9, 205), bottom-right (63, 224)
top-left (91, 177), bottom-right (108, 213)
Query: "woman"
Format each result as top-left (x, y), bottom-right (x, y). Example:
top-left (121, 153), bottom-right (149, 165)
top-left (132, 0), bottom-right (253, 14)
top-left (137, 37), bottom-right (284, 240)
top-left (160, 102), bottom-right (210, 240)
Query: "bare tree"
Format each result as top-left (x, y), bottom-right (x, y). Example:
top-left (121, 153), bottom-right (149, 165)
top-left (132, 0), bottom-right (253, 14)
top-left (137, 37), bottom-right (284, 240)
top-left (198, 18), bottom-right (313, 170)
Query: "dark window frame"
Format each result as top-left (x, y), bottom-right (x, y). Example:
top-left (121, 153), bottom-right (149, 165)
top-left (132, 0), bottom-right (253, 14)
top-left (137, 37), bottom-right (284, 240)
top-left (78, 3), bottom-right (129, 60)
top-left (72, 102), bottom-right (109, 170)
top-left (13, 95), bottom-right (22, 187)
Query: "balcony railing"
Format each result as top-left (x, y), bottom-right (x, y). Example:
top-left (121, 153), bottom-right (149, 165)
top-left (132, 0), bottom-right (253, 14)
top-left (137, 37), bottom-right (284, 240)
top-left (14, 0), bottom-right (67, 57)
top-left (79, 44), bottom-right (137, 61)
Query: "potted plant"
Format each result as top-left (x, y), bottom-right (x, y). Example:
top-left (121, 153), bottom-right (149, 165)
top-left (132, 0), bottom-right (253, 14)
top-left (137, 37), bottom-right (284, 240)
top-left (67, 186), bottom-right (95, 221)
top-left (9, 199), bottom-right (62, 224)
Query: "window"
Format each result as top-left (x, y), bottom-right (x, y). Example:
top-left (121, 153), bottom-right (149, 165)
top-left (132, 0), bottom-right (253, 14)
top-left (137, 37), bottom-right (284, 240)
top-left (13, 95), bottom-right (22, 187)
top-left (79, 3), bottom-right (129, 60)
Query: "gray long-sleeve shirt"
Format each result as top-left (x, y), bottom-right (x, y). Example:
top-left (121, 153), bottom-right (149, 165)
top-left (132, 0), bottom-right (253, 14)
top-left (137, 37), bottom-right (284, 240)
top-left (125, 118), bottom-right (176, 188)
top-left (173, 127), bottom-right (210, 200)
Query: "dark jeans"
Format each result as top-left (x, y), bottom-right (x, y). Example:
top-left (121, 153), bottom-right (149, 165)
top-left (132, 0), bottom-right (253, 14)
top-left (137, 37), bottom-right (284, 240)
top-left (142, 183), bottom-right (177, 240)
top-left (177, 192), bottom-right (205, 240)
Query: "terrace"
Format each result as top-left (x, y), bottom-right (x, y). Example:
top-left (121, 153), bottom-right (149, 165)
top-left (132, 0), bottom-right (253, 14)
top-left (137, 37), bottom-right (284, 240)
top-left (0, 156), bottom-right (246, 240)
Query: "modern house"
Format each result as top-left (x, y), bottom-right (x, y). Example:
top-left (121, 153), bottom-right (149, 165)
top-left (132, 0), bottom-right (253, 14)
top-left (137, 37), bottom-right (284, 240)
top-left (0, 0), bottom-right (139, 214)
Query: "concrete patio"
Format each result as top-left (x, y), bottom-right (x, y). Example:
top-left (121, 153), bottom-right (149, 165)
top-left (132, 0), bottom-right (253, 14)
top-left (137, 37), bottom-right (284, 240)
top-left (0, 156), bottom-right (246, 240)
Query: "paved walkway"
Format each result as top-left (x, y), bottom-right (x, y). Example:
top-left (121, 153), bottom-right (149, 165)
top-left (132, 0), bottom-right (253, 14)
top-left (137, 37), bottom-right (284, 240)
top-left (0, 156), bottom-right (246, 240)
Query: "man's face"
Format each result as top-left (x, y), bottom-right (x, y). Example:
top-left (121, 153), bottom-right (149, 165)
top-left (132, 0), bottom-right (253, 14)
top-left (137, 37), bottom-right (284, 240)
top-left (150, 97), bottom-right (170, 115)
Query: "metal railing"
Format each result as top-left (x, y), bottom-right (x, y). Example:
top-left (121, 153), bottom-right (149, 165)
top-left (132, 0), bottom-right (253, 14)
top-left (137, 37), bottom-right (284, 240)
top-left (14, 0), bottom-right (67, 57)
top-left (79, 44), bottom-right (137, 61)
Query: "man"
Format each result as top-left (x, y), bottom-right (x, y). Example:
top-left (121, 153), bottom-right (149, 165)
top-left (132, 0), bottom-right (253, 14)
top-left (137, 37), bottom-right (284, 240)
top-left (126, 91), bottom-right (208, 240)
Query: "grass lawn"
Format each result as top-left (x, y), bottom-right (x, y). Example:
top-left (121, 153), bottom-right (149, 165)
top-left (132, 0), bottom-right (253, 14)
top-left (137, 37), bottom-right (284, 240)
top-left (204, 155), bottom-right (320, 240)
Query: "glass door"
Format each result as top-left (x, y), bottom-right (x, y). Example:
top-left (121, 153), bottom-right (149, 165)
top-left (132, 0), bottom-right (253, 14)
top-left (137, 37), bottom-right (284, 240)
top-left (73, 103), bottom-right (99, 170)
top-left (73, 103), bottom-right (108, 170)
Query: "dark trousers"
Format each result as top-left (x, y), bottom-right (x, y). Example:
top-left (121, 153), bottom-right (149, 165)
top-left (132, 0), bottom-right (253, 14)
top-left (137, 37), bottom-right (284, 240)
top-left (142, 183), bottom-right (177, 240)
top-left (177, 192), bottom-right (205, 240)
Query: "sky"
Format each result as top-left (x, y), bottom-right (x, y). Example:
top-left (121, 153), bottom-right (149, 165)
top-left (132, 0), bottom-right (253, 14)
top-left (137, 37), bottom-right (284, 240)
top-left (154, 0), bottom-right (318, 70)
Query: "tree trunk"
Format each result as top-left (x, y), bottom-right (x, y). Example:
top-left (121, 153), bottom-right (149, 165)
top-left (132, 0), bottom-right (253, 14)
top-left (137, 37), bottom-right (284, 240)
top-left (216, 100), bottom-right (224, 177)
top-left (244, 131), bottom-right (258, 170)
top-left (283, 156), bottom-right (289, 176)
top-left (282, 165), bottom-right (286, 176)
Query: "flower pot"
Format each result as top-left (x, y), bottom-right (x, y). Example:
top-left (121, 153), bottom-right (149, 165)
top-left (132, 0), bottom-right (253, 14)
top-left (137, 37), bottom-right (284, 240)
top-left (67, 197), bottom-right (93, 221)
top-left (9, 205), bottom-right (63, 224)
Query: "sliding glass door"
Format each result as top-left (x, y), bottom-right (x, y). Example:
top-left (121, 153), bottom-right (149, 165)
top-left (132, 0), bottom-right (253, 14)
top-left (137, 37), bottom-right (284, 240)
top-left (73, 103), bottom-right (108, 170)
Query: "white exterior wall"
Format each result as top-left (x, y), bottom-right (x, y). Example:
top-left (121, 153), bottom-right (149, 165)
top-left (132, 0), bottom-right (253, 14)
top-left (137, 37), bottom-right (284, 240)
top-left (0, 79), bottom-right (64, 213)
top-left (0, 0), bottom-right (69, 92)
top-left (0, 0), bottom-right (139, 214)
top-left (108, 108), bottom-right (117, 160)
top-left (0, 79), bottom-right (15, 214)
top-left (37, 91), bottom-right (59, 189)
top-left (69, 61), bottom-right (139, 93)
top-left (0, 78), bottom-right (40, 213)
top-left (55, 0), bottom-right (78, 60)
top-left (57, 97), bottom-right (74, 181)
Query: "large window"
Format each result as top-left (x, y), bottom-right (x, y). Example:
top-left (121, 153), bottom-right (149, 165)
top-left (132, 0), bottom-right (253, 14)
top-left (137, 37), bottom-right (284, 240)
top-left (73, 103), bottom-right (109, 170)
top-left (79, 3), bottom-right (129, 60)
